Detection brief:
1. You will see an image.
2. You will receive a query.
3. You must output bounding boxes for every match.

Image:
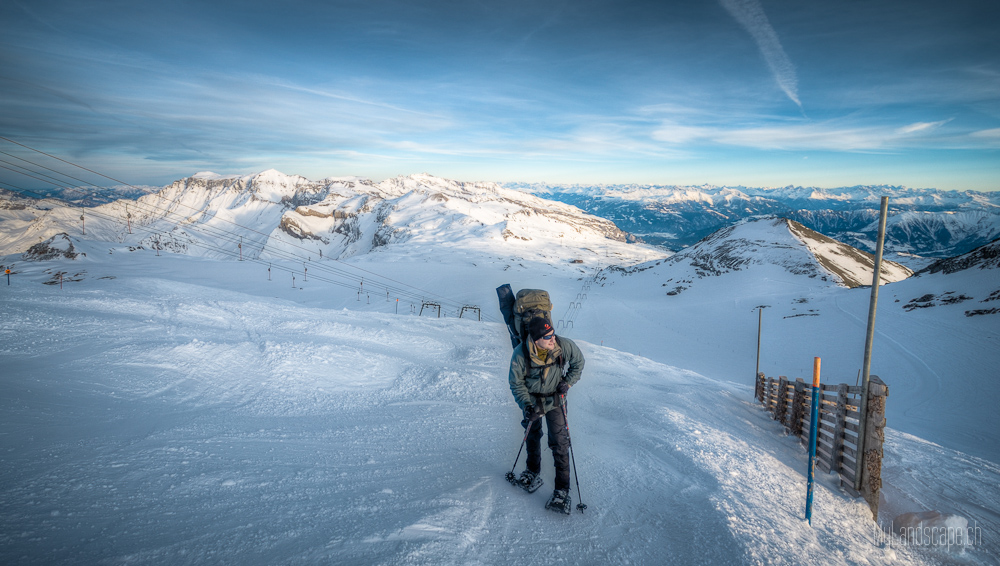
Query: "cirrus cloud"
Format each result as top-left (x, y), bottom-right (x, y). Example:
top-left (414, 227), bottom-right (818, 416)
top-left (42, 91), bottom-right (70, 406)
top-left (653, 118), bottom-right (967, 152)
top-left (719, 0), bottom-right (801, 109)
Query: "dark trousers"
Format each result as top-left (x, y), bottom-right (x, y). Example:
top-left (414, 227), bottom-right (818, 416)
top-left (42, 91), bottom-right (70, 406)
top-left (524, 406), bottom-right (570, 490)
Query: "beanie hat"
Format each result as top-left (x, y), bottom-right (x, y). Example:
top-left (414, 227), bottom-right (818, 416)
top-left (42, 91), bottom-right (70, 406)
top-left (528, 317), bottom-right (554, 341)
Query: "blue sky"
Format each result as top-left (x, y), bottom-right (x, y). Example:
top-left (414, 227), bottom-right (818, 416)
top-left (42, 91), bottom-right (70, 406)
top-left (1, 0), bottom-right (998, 191)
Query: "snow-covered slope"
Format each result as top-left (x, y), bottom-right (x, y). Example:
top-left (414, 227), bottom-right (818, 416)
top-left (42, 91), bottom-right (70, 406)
top-left (1, 263), bottom-right (996, 565)
top-left (273, 173), bottom-right (645, 265)
top-left (2, 173), bottom-right (998, 564)
top-left (892, 238), bottom-right (1000, 318)
top-left (640, 217), bottom-right (911, 293)
top-left (0, 170), bottom-right (329, 256)
top-left (568, 217), bottom-right (997, 467)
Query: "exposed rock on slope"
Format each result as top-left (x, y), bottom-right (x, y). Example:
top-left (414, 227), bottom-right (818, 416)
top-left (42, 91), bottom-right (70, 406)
top-left (916, 238), bottom-right (1000, 275)
top-left (22, 233), bottom-right (83, 261)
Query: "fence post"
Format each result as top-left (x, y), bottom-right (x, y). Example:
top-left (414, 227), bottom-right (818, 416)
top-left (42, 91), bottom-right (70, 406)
top-left (805, 357), bottom-right (821, 525)
top-left (769, 376), bottom-right (781, 415)
top-left (755, 307), bottom-right (763, 388)
top-left (860, 375), bottom-right (888, 521)
top-left (790, 378), bottom-right (806, 437)
top-left (832, 383), bottom-right (848, 476)
top-left (775, 376), bottom-right (789, 425)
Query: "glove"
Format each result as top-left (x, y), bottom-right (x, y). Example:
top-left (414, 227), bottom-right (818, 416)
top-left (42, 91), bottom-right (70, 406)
top-left (556, 381), bottom-right (570, 395)
top-left (523, 404), bottom-right (543, 422)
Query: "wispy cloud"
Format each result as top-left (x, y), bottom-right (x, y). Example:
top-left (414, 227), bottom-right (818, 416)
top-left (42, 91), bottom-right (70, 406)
top-left (970, 128), bottom-right (1000, 139)
top-left (714, 123), bottom-right (896, 151)
top-left (652, 118), bottom-right (973, 152)
top-left (268, 80), bottom-right (446, 119)
top-left (719, 0), bottom-right (801, 109)
top-left (896, 120), bottom-right (951, 135)
top-left (969, 128), bottom-right (1000, 148)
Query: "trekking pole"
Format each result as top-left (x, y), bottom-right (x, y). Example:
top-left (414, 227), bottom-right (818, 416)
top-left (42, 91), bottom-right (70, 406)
top-left (560, 395), bottom-right (587, 513)
top-left (505, 413), bottom-right (535, 484)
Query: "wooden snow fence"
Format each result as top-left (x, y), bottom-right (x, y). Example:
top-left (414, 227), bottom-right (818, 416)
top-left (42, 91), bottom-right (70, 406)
top-left (755, 372), bottom-right (888, 520)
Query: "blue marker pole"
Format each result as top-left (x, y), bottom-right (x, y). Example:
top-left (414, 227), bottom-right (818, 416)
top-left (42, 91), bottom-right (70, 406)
top-left (805, 357), bottom-right (821, 525)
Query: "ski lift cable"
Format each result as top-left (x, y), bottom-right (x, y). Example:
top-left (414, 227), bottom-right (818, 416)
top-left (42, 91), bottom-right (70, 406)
top-left (0, 143), bottom-right (493, 317)
top-left (0, 182), bottom-right (481, 320)
top-left (0, 149), bottom-right (496, 318)
top-left (0, 139), bottom-right (415, 294)
top-left (0, 182), bottom-right (454, 308)
top-left (0, 159), bottom-right (435, 305)
top-left (0, 136), bottom-right (442, 294)
top-left (0, 137), bottom-right (481, 312)
top-left (0, 152), bottom-right (374, 285)
top-left (0, 179), bottom-right (381, 294)
top-left (1, 183), bottom-right (435, 304)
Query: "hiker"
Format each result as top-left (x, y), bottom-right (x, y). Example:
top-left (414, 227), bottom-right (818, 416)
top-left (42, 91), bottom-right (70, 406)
top-left (508, 316), bottom-right (585, 510)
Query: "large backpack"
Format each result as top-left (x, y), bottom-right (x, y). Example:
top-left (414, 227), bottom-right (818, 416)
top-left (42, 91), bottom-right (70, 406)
top-left (496, 284), bottom-right (553, 349)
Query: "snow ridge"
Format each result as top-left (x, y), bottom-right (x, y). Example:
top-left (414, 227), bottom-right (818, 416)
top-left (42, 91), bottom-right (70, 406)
top-left (646, 217), bottom-right (911, 290)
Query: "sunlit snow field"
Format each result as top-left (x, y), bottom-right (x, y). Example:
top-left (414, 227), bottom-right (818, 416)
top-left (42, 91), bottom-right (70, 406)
top-left (2, 247), bottom-right (998, 565)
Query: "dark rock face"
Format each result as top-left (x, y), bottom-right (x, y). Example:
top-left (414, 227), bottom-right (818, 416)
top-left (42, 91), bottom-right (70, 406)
top-left (22, 233), bottom-right (82, 261)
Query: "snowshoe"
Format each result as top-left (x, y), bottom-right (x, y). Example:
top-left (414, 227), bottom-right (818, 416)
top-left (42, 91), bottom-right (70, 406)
top-left (507, 469), bottom-right (543, 493)
top-left (545, 489), bottom-right (572, 515)
top-left (507, 470), bottom-right (545, 493)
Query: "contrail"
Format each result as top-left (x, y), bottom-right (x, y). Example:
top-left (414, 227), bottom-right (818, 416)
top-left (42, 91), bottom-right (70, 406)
top-left (719, 0), bottom-right (801, 108)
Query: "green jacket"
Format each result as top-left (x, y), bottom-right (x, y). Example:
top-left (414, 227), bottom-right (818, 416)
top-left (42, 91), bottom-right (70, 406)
top-left (508, 335), bottom-right (585, 414)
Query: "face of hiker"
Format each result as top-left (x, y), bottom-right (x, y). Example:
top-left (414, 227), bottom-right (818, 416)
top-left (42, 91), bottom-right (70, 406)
top-left (533, 332), bottom-right (556, 350)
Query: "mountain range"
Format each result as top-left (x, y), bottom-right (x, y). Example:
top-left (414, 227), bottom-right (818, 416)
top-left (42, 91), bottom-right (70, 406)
top-left (506, 183), bottom-right (1000, 266)
top-left (0, 171), bottom-right (655, 271)
top-left (7, 172), bottom-right (999, 298)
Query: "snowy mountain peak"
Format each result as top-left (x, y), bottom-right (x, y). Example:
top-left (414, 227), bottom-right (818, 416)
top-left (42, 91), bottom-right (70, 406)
top-left (276, 173), bottom-right (648, 263)
top-left (662, 216), bottom-right (912, 289)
